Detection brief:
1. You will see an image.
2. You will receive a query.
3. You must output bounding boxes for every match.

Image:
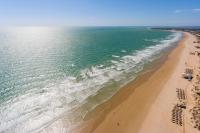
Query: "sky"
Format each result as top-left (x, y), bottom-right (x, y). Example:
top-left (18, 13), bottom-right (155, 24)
top-left (0, 0), bottom-right (200, 26)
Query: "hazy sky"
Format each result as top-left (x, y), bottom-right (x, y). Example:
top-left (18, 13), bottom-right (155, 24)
top-left (0, 0), bottom-right (200, 26)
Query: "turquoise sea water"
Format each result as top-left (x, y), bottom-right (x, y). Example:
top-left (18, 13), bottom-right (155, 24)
top-left (0, 27), bottom-right (182, 132)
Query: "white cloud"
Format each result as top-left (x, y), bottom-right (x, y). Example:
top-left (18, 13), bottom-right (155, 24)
top-left (174, 8), bottom-right (200, 13)
top-left (174, 10), bottom-right (183, 13)
top-left (192, 8), bottom-right (200, 12)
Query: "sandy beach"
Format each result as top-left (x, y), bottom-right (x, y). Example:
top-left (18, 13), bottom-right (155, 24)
top-left (74, 31), bottom-right (200, 133)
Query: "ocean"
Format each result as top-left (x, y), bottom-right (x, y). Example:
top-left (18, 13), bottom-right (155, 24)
top-left (0, 27), bottom-right (182, 132)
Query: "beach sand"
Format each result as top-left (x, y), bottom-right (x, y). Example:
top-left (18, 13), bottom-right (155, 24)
top-left (73, 32), bottom-right (198, 133)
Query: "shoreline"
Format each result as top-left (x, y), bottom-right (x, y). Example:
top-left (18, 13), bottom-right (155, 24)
top-left (73, 31), bottom-right (198, 133)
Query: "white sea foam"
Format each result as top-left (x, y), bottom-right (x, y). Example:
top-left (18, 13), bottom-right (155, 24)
top-left (121, 50), bottom-right (127, 53)
top-left (0, 31), bottom-right (182, 133)
top-left (112, 55), bottom-right (120, 58)
top-left (144, 38), bottom-right (160, 42)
